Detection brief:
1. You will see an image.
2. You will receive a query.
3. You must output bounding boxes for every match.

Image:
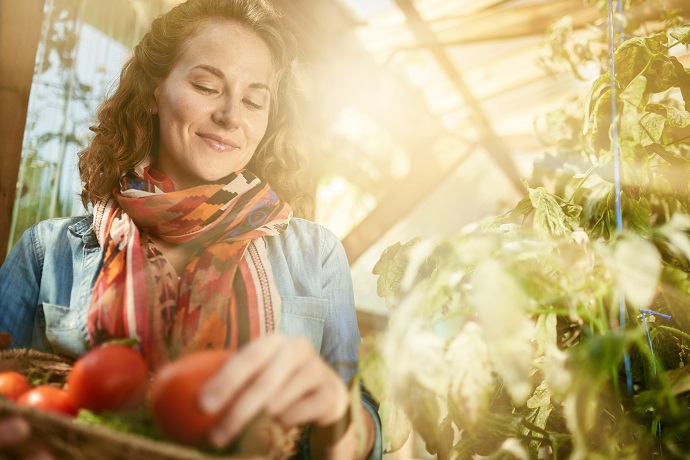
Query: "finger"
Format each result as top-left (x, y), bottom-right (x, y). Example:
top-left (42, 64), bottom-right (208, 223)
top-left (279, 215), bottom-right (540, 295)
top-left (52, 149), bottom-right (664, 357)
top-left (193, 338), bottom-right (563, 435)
top-left (209, 337), bottom-right (315, 446)
top-left (199, 334), bottom-right (284, 413)
top-left (263, 358), bottom-right (324, 418)
top-left (267, 358), bottom-right (349, 427)
top-left (0, 416), bottom-right (30, 448)
top-left (275, 378), bottom-right (348, 428)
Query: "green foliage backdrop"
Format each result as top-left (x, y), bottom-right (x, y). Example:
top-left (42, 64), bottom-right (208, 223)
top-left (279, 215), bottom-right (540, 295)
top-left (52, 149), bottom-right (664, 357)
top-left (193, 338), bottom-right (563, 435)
top-left (360, 2), bottom-right (690, 459)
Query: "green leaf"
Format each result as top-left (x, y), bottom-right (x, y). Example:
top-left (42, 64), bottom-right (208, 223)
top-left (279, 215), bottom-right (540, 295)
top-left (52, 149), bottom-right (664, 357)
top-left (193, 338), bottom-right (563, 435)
top-left (526, 382), bottom-right (552, 409)
top-left (485, 438), bottom-right (529, 460)
top-left (646, 56), bottom-right (683, 93)
top-left (659, 266), bottom-right (690, 333)
top-left (398, 375), bottom-right (447, 453)
top-left (587, 89), bottom-right (613, 152)
top-left (446, 322), bottom-right (495, 427)
top-left (573, 175), bottom-right (616, 239)
top-left (471, 259), bottom-right (533, 403)
top-left (643, 33), bottom-right (669, 55)
top-left (680, 69), bottom-right (690, 112)
top-left (379, 397), bottom-right (412, 453)
top-left (524, 383), bottom-right (554, 458)
top-left (613, 37), bottom-right (652, 88)
top-left (372, 242), bottom-right (403, 301)
top-left (656, 213), bottom-right (690, 260)
top-left (639, 111), bottom-right (666, 144)
top-left (670, 26), bottom-right (690, 45)
top-left (372, 240), bottom-right (419, 308)
top-left (528, 187), bottom-right (578, 237)
top-left (622, 195), bottom-right (652, 236)
top-left (505, 195), bottom-right (534, 221)
top-left (534, 312), bottom-right (558, 357)
top-left (76, 407), bottom-right (164, 439)
top-left (358, 336), bottom-right (389, 402)
top-left (664, 106), bottom-right (690, 129)
top-left (583, 74), bottom-right (611, 133)
top-left (613, 234), bottom-right (661, 309)
top-left (664, 366), bottom-right (690, 395)
top-left (386, 294), bottom-right (450, 395)
top-left (436, 416), bottom-right (458, 460)
top-left (569, 329), bottom-right (639, 387)
top-left (620, 100), bottom-right (642, 145)
top-left (619, 75), bottom-right (647, 109)
top-left (619, 141), bottom-right (650, 190)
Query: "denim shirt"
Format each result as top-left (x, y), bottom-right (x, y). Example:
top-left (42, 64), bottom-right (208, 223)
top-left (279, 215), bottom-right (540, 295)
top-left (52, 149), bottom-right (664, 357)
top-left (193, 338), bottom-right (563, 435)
top-left (0, 215), bottom-right (382, 459)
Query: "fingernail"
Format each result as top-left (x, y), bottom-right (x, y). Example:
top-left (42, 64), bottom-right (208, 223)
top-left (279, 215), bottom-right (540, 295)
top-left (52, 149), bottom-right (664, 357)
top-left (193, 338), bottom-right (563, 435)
top-left (198, 373), bottom-right (219, 410)
top-left (199, 389), bottom-right (220, 413)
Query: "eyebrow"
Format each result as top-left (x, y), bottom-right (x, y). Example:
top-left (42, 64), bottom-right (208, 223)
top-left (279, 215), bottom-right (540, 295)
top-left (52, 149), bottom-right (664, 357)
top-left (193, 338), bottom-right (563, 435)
top-left (192, 64), bottom-right (271, 91)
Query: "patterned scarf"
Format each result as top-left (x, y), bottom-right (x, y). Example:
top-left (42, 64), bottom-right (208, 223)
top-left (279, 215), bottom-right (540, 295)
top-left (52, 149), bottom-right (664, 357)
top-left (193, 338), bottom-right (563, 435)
top-left (87, 165), bottom-right (291, 370)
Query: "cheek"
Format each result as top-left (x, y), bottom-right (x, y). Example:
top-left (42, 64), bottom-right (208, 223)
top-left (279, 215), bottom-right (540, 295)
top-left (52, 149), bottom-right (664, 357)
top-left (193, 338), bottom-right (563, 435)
top-left (161, 90), bottom-right (198, 125)
top-left (248, 116), bottom-right (270, 146)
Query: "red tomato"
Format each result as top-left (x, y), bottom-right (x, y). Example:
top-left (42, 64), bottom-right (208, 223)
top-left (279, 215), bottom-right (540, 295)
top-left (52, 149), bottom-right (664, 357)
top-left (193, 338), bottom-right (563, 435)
top-left (0, 371), bottom-right (31, 401)
top-left (18, 385), bottom-right (77, 416)
top-left (67, 344), bottom-right (149, 412)
top-left (149, 349), bottom-right (231, 446)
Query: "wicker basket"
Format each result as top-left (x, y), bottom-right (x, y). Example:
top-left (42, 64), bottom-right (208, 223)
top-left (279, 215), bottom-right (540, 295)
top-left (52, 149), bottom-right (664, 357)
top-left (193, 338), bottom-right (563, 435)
top-left (0, 349), bottom-right (299, 460)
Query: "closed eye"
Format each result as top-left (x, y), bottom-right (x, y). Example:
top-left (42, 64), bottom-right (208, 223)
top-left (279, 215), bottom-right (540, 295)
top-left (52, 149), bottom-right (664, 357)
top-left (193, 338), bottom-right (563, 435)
top-left (192, 83), bottom-right (218, 94)
top-left (243, 98), bottom-right (265, 110)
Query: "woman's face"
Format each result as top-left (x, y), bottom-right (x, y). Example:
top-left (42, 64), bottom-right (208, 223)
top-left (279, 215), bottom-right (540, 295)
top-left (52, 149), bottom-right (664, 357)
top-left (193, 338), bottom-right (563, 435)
top-left (152, 20), bottom-right (274, 189)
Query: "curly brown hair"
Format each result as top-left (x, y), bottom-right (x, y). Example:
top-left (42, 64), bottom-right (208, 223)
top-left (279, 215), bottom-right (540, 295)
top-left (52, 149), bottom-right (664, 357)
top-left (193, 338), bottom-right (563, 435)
top-left (78, 0), bottom-right (312, 216)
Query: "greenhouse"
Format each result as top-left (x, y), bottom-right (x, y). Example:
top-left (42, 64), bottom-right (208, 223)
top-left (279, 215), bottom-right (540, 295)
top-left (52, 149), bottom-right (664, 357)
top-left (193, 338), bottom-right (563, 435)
top-left (1, 0), bottom-right (690, 458)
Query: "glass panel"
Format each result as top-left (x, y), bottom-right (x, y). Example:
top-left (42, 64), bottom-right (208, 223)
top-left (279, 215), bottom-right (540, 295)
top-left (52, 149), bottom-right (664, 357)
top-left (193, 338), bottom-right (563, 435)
top-left (8, 0), bottom-right (166, 249)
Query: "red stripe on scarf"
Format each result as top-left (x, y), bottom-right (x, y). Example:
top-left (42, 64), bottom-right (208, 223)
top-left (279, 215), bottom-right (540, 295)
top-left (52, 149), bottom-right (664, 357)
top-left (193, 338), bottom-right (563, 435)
top-left (87, 167), bottom-right (290, 369)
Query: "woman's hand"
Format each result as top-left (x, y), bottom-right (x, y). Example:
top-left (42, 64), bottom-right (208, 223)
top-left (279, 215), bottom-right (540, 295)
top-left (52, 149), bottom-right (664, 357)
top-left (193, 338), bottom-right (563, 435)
top-left (198, 334), bottom-right (365, 457)
top-left (0, 416), bottom-right (53, 460)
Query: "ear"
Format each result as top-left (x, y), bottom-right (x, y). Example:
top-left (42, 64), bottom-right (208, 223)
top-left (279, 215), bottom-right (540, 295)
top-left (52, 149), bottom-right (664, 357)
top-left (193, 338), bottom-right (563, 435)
top-left (150, 86), bottom-right (160, 114)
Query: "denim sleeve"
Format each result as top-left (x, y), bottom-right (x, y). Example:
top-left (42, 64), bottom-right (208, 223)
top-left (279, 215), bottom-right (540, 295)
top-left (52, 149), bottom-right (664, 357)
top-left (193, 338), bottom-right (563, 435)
top-left (317, 225), bottom-right (359, 382)
top-left (361, 388), bottom-right (383, 460)
top-left (0, 226), bottom-right (42, 348)
top-left (317, 227), bottom-right (383, 460)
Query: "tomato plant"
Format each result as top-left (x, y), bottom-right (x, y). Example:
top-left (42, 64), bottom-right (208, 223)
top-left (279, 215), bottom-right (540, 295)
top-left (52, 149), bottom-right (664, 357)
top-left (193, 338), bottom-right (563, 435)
top-left (18, 385), bottom-right (77, 416)
top-left (0, 371), bottom-right (31, 401)
top-left (67, 344), bottom-right (149, 412)
top-left (149, 349), bottom-right (231, 446)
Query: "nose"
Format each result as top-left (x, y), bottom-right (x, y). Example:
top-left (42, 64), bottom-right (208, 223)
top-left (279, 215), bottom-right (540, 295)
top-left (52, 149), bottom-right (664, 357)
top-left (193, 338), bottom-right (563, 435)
top-left (212, 95), bottom-right (241, 129)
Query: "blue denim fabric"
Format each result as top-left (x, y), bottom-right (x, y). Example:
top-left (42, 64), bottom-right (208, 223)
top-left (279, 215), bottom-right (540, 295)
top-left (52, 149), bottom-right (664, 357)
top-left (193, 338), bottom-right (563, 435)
top-left (0, 215), bottom-right (382, 459)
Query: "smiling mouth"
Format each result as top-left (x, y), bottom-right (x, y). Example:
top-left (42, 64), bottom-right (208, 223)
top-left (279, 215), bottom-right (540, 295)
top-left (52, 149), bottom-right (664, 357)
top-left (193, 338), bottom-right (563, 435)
top-left (197, 133), bottom-right (239, 152)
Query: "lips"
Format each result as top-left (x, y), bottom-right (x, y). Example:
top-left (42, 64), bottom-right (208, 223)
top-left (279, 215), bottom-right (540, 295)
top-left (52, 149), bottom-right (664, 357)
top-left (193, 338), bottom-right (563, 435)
top-left (197, 133), bottom-right (239, 152)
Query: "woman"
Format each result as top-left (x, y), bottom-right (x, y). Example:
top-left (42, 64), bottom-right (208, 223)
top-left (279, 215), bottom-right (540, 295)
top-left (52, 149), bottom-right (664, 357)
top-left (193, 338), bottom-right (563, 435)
top-left (0, 0), bottom-right (381, 458)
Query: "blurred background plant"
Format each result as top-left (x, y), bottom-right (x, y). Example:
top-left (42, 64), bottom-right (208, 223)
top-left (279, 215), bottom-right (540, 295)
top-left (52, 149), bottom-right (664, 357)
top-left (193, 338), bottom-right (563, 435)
top-left (360, 1), bottom-right (690, 458)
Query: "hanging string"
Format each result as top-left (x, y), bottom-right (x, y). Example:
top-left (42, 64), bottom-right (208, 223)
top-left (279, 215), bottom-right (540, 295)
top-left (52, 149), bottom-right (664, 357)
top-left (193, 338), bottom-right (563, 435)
top-left (640, 310), bottom-right (672, 374)
top-left (607, 0), bottom-right (633, 396)
top-left (640, 308), bottom-right (670, 445)
top-left (607, 1), bottom-right (667, 447)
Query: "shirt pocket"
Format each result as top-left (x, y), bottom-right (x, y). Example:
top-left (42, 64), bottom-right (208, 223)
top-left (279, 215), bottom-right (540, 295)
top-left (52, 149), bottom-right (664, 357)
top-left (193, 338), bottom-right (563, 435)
top-left (42, 303), bottom-right (87, 358)
top-left (279, 296), bottom-right (329, 353)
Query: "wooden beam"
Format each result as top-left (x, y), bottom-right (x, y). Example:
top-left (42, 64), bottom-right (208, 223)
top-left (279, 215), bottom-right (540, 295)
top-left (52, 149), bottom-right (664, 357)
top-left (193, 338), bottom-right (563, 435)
top-left (393, 0), bottom-right (523, 193)
top-left (342, 141), bottom-right (477, 264)
top-left (409, 0), bottom-right (690, 47)
top-left (426, 0), bottom-right (598, 46)
top-left (0, 0), bottom-right (44, 263)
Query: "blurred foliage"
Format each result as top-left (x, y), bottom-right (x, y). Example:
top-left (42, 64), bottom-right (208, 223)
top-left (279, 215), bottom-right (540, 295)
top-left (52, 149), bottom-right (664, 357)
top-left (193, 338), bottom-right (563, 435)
top-left (361, 2), bottom-right (690, 459)
top-left (11, 0), bottom-right (99, 246)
